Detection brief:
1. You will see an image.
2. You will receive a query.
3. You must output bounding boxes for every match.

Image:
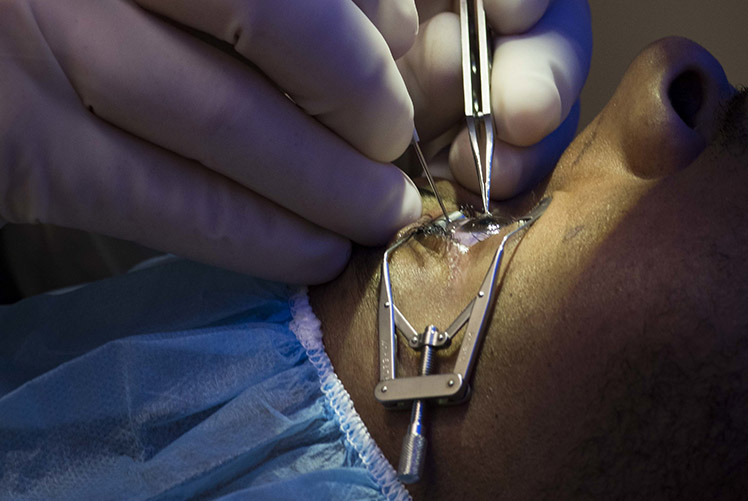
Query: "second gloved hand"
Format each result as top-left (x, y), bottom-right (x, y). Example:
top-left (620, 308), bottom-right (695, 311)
top-left (0, 0), bottom-right (422, 284)
top-left (399, 0), bottom-right (593, 199)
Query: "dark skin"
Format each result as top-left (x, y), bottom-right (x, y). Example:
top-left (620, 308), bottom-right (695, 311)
top-left (311, 37), bottom-right (748, 499)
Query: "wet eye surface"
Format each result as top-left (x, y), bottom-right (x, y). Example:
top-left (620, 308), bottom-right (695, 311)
top-left (411, 206), bottom-right (519, 253)
top-left (397, 197), bottom-right (552, 263)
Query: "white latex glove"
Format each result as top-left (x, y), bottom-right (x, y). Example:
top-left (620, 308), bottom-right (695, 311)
top-left (0, 0), bottom-right (422, 284)
top-left (399, 0), bottom-right (593, 199)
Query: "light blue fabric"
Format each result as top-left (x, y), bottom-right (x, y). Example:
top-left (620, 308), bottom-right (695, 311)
top-left (0, 259), bottom-right (409, 500)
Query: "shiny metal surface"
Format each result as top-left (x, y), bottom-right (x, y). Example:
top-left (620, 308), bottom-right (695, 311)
top-left (460, 0), bottom-right (494, 214)
top-left (412, 130), bottom-right (451, 222)
top-left (376, 198), bottom-right (552, 482)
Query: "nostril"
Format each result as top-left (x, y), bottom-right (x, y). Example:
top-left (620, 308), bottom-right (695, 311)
top-left (668, 70), bottom-right (704, 129)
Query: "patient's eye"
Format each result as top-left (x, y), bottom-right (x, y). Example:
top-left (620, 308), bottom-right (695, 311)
top-left (412, 205), bottom-right (518, 254)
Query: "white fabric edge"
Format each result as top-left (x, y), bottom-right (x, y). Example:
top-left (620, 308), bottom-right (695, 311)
top-left (289, 287), bottom-right (411, 501)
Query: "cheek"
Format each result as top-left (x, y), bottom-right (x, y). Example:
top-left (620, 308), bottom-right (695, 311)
top-left (482, 183), bottom-right (648, 395)
top-left (545, 119), bottom-right (618, 194)
top-left (477, 172), bottom-right (745, 454)
top-left (495, 187), bottom-right (629, 314)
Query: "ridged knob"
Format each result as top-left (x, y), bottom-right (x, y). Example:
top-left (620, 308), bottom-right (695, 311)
top-left (398, 432), bottom-right (427, 483)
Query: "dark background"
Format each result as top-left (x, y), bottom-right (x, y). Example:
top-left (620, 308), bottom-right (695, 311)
top-left (581, 1), bottom-right (748, 127)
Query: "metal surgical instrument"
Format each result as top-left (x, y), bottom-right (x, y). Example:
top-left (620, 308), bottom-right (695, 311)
top-left (460, 0), bottom-right (495, 214)
top-left (412, 130), bottom-right (451, 223)
top-left (376, 198), bottom-right (551, 483)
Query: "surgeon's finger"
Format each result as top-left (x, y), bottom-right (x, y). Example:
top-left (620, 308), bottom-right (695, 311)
top-left (397, 12), bottom-right (462, 142)
top-left (484, 0), bottom-right (550, 35)
top-left (450, 102), bottom-right (580, 199)
top-left (351, 0), bottom-right (419, 59)
top-left (33, 0), bottom-right (421, 246)
top-left (134, 0), bottom-right (412, 162)
top-left (6, 107), bottom-right (351, 285)
top-left (414, 0), bottom-right (451, 23)
top-left (490, 0), bottom-right (592, 146)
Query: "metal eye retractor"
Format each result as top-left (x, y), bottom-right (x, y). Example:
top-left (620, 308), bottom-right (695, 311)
top-left (382, 0), bottom-right (552, 484)
top-left (376, 198), bottom-right (550, 484)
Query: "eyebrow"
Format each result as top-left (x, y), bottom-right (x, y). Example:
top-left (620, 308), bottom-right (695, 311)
top-left (408, 217), bottom-right (453, 242)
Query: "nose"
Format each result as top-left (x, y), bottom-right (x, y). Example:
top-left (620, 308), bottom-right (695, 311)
top-left (593, 37), bottom-right (734, 179)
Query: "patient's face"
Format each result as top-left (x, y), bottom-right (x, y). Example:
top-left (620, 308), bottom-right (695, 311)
top-left (394, 37), bottom-right (746, 338)
top-left (314, 37), bottom-right (748, 498)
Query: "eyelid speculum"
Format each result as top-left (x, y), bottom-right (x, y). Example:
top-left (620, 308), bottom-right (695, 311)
top-left (377, 196), bottom-right (552, 484)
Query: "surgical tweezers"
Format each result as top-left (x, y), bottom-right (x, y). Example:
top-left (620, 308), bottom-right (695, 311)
top-left (460, 0), bottom-right (494, 214)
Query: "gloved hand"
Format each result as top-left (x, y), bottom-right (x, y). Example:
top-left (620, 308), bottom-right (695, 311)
top-left (399, 0), bottom-right (593, 199)
top-left (0, 0), bottom-right (422, 284)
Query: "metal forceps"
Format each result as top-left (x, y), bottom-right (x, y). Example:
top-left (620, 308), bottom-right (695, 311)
top-left (375, 198), bottom-right (551, 483)
top-left (460, 0), bottom-right (495, 214)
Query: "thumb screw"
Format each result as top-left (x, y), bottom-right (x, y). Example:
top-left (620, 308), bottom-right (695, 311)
top-left (397, 332), bottom-right (436, 483)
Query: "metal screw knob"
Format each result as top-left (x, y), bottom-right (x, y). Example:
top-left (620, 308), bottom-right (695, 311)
top-left (398, 420), bottom-right (427, 483)
top-left (397, 338), bottom-right (435, 483)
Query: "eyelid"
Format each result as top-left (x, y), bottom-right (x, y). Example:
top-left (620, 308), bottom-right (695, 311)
top-left (388, 215), bottom-right (435, 247)
top-left (412, 211), bottom-right (510, 253)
